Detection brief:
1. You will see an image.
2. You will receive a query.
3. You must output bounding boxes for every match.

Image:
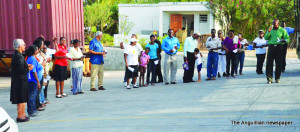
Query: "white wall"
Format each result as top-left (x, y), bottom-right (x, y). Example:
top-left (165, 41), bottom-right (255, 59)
top-left (119, 5), bottom-right (160, 35)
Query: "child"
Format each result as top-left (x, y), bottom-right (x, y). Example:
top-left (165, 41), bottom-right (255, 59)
top-left (194, 48), bottom-right (203, 82)
top-left (139, 48), bottom-right (150, 87)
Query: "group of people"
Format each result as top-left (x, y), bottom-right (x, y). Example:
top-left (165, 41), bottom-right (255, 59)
top-left (9, 18), bottom-right (294, 122)
top-left (10, 35), bottom-right (89, 122)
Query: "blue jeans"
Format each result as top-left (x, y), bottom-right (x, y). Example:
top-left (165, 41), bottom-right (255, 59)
top-left (72, 67), bottom-right (83, 94)
top-left (27, 82), bottom-right (37, 115)
top-left (39, 85), bottom-right (45, 104)
top-left (207, 52), bottom-right (219, 78)
top-left (235, 52), bottom-right (245, 73)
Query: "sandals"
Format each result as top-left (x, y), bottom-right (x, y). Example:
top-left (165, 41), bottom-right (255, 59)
top-left (56, 94), bottom-right (63, 98)
top-left (62, 93), bottom-right (68, 97)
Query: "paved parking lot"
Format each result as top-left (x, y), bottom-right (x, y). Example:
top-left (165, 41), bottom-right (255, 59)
top-left (0, 58), bottom-right (300, 132)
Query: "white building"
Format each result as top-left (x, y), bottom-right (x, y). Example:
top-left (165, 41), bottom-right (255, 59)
top-left (118, 2), bottom-right (221, 37)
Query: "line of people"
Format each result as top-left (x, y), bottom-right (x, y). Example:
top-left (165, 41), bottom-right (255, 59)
top-left (9, 19), bottom-right (293, 123)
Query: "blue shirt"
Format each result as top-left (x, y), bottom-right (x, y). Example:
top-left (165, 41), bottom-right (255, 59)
top-left (284, 27), bottom-right (294, 35)
top-left (27, 56), bottom-right (43, 83)
top-left (161, 36), bottom-right (180, 55)
top-left (89, 38), bottom-right (104, 64)
top-left (145, 43), bottom-right (159, 59)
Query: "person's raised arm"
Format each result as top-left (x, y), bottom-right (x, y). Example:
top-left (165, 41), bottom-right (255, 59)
top-left (53, 37), bottom-right (59, 52)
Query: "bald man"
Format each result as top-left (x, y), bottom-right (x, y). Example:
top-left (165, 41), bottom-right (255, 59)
top-left (264, 19), bottom-right (289, 84)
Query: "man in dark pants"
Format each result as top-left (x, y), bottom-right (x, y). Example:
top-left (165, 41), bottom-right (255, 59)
top-left (280, 21), bottom-right (300, 72)
top-left (154, 35), bottom-right (163, 83)
top-left (183, 32), bottom-right (200, 83)
top-left (265, 19), bottom-right (289, 84)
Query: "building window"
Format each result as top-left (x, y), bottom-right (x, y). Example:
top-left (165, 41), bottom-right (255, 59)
top-left (199, 15), bottom-right (207, 23)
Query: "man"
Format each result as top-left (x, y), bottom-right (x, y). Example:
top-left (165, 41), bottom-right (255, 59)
top-left (264, 19), bottom-right (289, 84)
top-left (217, 30), bottom-right (226, 77)
top-left (280, 21), bottom-right (300, 73)
top-left (162, 29), bottom-right (180, 85)
top-left (206, 29), bottom-right (221, 80)
top-left (89, 31), bottom-right (106, 91)
top-left (176, 27), bottom-right (187, 43)
top-left (183, 31), bottom-right (200, 83)
top-left (154, 35), bottom-right (163, 83)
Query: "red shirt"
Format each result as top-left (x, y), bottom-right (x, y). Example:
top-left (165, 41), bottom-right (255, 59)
top-left (54, 44), bottom-right (68, 66)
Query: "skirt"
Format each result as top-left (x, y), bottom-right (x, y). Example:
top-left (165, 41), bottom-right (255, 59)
top-left (54, 64), bottom-right (67, 81)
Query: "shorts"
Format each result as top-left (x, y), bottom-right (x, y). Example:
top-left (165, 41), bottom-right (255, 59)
top-left (126, 65), bottom-right (139, 79)
top-left (54, 65), bottom-right (67, 81)
top-left (197, 64), bottom-right (202, 72)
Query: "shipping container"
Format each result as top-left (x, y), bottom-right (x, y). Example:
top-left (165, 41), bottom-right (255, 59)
top-left (0, 0), bottom-right (84, 50)
top-left (0, 0), bottom-right (84, 75)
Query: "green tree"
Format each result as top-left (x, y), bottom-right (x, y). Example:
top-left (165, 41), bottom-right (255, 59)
top-left (208, 0), bottom-right (294, 41)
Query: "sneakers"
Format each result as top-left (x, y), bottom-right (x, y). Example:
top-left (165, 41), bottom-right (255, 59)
top-left (126, 85), bottom-right (131, 89)
top-left (124, 82), bottom-right (127, 87)
top-left (62, 93), bottom-right (68, 97)
top-left (133, 84), bottom-right (139, 88)
top-left (218, 72), bottom-right (221, 78)
top-left (275, 79), bottom-right (280, 83)
top-left (267, 81), bottom-right (272, 84)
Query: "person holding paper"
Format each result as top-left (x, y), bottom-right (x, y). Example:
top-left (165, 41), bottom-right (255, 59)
top-left (54, 37), bottom-right (69, 98)
top-left (161, 29), bottom-right (181, 85)
top-left (217, 30), bottom-right (226, 78)
top-left (205, 29), bottom-right (221, 80)
top-left (223, 30), bottom-right (241, 78)
top-left (124, 38), bottom-right (140, 89)
top-left (280, 21), bottom-right (300, 73)
top-left (145, 35), bottom-right (159, 86)
top-left (264, 19), bottom-right (289, 84)
top-left (235, 33), bottom-right (249, 75)
top-left (183, 32), bottom-right (200, 83)
top-left (253, 30), bottom-right (268, 74)
top-left (69, 39), bottom-right (85, 95)
top-left (89, 31), bottom-right (106, 91)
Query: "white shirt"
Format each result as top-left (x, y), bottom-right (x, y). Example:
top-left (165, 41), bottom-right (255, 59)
top-left (183, 36), bottom-right (198, 57)
top-left (124, 44), bottom-right (139, 66)
top-left (196, 53), bottom-right (202, 65)
top-left (239, 39), bottom-right (249, 52)
top-left (69, 47), bottom-right (84, 68)
top-left (206, 36), bottom-right (221, 52)
top-left (253, 37), bottom-right (267, 54)
top-left (124, 42), bottom-right (143, 55)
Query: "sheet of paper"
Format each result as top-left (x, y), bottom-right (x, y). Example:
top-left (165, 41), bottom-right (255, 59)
top-left (233, 49), bottom-right (238, 53)
top-left (128, 67), bottom-right (134, 72)
top-left (233, 36), bottom-right (239, 44)
top-left (154, 60), bottom-right (159, 65)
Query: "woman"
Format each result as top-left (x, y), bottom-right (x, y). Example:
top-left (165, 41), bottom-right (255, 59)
top-left (10, 39), bottom-right (33, 122)
top-left (235, 33), bottom-right (249, 75)
top-left (253, 30), bottom-right (268, 74)
top-left (69, 39), bottom-right (84, 95)
top-left (145, 35), bottom-right (159, 86)
top-left (54, 37), bottom-right (69, 98)
top-left (223, 30), bottom-right (241, 78)
top-left (26, 45), bottom-right (43, 117)
top-left (33, 39), bottom-right (46, 111)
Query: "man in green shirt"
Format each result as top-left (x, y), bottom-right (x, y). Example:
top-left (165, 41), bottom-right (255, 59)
top-left (264, 19), bottom-right (289, 84)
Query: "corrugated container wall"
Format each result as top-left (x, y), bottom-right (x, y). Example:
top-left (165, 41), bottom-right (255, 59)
top-left (0, 0), bottom-right (84, 50)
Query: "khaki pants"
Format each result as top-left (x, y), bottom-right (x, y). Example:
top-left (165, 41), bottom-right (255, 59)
top-left (164, 54), bottom-right (177, 83)
top-left (90, 64), bottom-right (104, 89)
